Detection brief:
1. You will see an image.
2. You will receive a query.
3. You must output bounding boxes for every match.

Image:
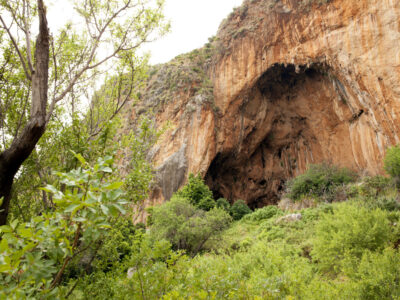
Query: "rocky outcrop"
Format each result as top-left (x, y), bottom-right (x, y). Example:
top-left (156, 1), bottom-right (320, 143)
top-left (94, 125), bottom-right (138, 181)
top-left (129, 0), bottom-right (400, 209)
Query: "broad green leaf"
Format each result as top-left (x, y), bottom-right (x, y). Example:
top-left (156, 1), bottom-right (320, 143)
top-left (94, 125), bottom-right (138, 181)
top-left (0, 263), bottom-right (11, 273)
top-left (10, 220), bottom-right (18, 230)
top-left (64, 204), bottom-right (81, 214)
top-left (100, 166), bottom-right (113, 173)
top-left (0, 225), bottom-right (12, 233)
top-left (70, 150), bottom-right (87, 165)
top-left (40, 185), bottom-right (59, 194)
top-left (104, 182), bottom-right (124, 190)
top-left (112, 203), bottom-right (126, 215)
top-left (72, 217), bottom-right (87, 222)
top-left (97, 222), bottom-right (111, 229)
top-left (22, 242), bottom-right (37, 253)
top-left (100, 205), bottom-right (109, 215)
top-left (18, 227), bottom-right (33, 239)
top-left (0, 238), bottom-right (9, 252)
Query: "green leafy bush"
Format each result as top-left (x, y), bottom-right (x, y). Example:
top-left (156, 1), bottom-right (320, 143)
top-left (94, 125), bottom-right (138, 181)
top-left (71, 201), bottom-right (400, 300)
top-left (348, 248), bottom-right (400, 299)
top-left (286, 164), bottom-right (357, 201)
top-left (360, 175), bottom-right (393, 198)
top-left (176, 173), bottom-right (215, 210)
top-left (91, 218), bottom-right (140, 272)
top-left (243, 205), bottom-right (283, 222)
top-left (216, 198), bottom-right (230, 211)
top-left (230, 200), bottom-right (252, 220)
top-left (311, 202), bottom-right (395, 273)
top-left (198, 196), bottom-right (216, 211)
top-left (63, 217), bottom-right (140, 285)
top-left (364, 196), bottom-right (400, 212)
top-left (384, 145), bottom-right (400, 184)
top-left (150, 196), bottom-right (232, 255)
top-left (0, 155), bottom-right (127, 298)
top-left (74, 236), bottom-right (188, 300)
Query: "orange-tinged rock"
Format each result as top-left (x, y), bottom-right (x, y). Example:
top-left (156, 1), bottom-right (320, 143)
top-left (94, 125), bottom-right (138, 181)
top-left (128, 0), bottom-right (400, 211)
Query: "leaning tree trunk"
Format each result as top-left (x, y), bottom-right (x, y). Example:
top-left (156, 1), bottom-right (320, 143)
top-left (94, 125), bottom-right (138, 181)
top-left (0, 0), bottom-right (49, 225)
top-left (0, 122), bottom-right (47, 225)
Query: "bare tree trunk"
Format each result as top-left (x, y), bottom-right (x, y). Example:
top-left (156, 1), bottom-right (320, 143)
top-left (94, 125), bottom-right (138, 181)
top-left (0, 0), bottom-right (49, 225)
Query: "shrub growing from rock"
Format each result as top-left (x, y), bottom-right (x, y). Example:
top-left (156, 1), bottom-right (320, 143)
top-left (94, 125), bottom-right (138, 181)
top-left (286, 163), bottom-right (357, 202)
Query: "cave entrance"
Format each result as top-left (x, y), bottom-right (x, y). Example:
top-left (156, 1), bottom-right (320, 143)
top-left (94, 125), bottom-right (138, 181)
top-left (205, 63), bottom-right (353, 208)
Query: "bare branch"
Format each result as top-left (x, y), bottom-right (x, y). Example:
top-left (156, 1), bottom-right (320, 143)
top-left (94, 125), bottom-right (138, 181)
top-left (48, 0), bottom-right (133, 114)
top-left (50, 36), bottom-right (58, 95)
top-left (88, 61), bottom-right (136, 140)
top-left (0, 16), bottom-right (32, 81)
top-left (22, 0), bottom-right (34, 73)
top-left (88, 0), bottom-right (101, 33)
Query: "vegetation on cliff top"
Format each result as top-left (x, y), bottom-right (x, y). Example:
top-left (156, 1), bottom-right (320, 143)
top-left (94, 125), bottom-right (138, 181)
top-left (137, 40), bottom-right (216, 116)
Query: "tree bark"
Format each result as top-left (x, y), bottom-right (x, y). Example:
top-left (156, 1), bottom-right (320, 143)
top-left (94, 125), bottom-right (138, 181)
top-left (0, 0), bottom-right (49, 225)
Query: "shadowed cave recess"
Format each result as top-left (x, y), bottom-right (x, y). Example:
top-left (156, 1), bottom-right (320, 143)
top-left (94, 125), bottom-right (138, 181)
top-left (205, 63), bottom-right (363, 209)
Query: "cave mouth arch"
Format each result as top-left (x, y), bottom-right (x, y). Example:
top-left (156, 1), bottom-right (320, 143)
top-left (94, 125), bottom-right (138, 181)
top-left (205, 63), bottom-right (356, 209)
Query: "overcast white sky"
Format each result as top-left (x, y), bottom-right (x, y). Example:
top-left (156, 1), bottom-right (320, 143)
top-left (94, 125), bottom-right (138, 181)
top-left (47, 0), bottom-right (243, 65)
top-left (142, 0), bottom-right (243, 64)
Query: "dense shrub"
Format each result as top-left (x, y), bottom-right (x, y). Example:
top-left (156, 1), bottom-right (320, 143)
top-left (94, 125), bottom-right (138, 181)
top-left (311, 202), bottom-right (395, 273)
top-left (64, 218), bottom-right (139, 280)
top-left (384, 145), bottom-right (400, 184)
top-left (348, 248), bottom-right (400, 299)
top-left (243, 205), bottom-right (283, 222)
top-left (73, 201), bottom-right (400, 300)
top-left (286, 163), bottom-right (357, 201)
top-left (91, 218), bottom-right (140, 272)
top-left (197, 196), bottom-right (216, 211)
top-left (74, 237), bottom-right (188, 300)
top-left (216, 198), bottom-right (231, 211)
top-left (360, 175), bottom-right (393, 198)
top-left (364, 196), bottom-right (400, 212)
top-left (230, 200), bottom-right (252, 220)
top-left (150, 196), bottom-right (232, 255)
top-left (0, 155), bottom-right (128, 298)
top-left (176, 173), bottom-right (215, 210)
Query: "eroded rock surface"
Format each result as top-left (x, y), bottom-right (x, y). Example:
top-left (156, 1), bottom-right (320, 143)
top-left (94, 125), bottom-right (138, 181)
top-left (128, 0), bottom-right (400, 209)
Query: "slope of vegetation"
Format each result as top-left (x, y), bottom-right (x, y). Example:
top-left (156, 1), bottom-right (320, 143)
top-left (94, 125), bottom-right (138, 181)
top-left (68, 170), bottom-right (400, 299)
top-left (4, 147), bottom-right (399, 299)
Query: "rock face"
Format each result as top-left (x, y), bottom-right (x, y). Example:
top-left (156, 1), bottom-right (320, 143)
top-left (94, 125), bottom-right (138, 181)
top-left (130, 0), bottom-right (400, 209)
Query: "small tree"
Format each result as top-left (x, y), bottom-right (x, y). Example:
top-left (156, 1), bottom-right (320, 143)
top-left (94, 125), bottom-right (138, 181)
top-left (176, 173), bottom-right (215, 210)
top-left (150, 196), bottom-right (231, 255)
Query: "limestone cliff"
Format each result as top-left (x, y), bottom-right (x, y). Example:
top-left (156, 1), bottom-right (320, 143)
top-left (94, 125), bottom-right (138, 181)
top-left (127, 0), bottom-right (400, 210)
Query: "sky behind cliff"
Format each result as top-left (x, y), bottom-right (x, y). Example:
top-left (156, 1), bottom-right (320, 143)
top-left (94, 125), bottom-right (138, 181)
top-left (142, 0), bottom-right (243, 64)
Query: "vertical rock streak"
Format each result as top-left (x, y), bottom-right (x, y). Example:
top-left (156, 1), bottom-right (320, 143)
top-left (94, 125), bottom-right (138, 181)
top-left (129, 0), bottom-right (400, 208)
